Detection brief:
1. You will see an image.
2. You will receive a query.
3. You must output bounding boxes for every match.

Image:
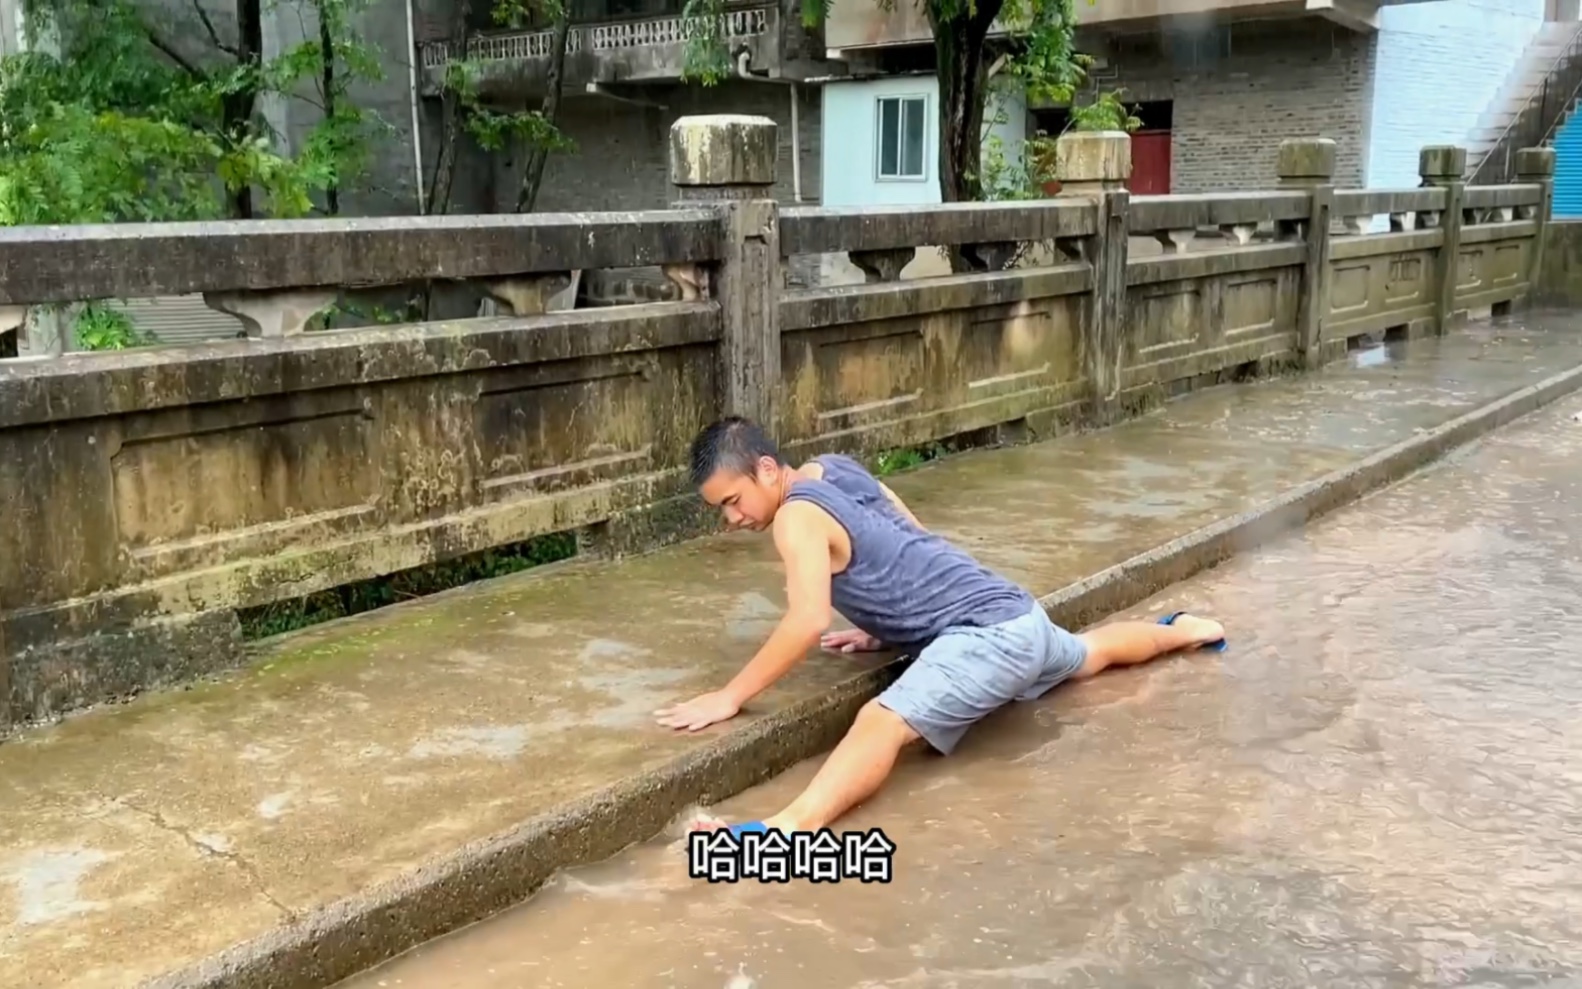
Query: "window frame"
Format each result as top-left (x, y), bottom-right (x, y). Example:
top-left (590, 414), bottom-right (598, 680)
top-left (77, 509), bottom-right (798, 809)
top-left (873, 94), bottom-right (930, 183)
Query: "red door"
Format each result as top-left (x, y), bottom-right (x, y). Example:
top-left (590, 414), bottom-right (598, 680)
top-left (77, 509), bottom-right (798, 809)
top-left (1129, 130), bottom-right (1172, 195)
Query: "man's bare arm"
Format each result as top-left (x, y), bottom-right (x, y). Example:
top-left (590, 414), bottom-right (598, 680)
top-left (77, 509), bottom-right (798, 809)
top-left (878, 481), bottom-right (926, 530)
top-left (719, 501), bottom-right (834, 706)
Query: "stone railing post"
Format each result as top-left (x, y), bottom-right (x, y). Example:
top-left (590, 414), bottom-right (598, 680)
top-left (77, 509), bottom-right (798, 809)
top-left (1276, 138), bottom-right (1335, 369)
top-left (0, 616), bottom-right (8, 735)
top-left (1419, 145), bottom-right (1467, 334)
top-left (1055, 131), bottom-right (1130, 420)
top-left (669, 115), bottom-right (782, 433)
top-left (1516, 146), bottom-right (1556, 306)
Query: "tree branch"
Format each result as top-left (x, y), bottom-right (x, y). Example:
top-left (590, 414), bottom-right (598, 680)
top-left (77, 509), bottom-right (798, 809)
top-left (317, 0), bottom-right (340, 215)
top-left (515, 8), bottom-right (571, 213)
top-left (192, 0), bottom-right (240, 58)
top-left (144, 27), bottom-right (207, 78)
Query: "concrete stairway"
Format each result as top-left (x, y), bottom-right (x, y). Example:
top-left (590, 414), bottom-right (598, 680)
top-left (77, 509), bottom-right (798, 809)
top-left (1552, 95), bottom-right (1582, 213)
top-left (1467, 20), bottom-right (1582, 181)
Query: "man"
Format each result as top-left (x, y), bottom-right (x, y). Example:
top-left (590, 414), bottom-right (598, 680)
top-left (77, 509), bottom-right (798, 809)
top-left (655, 417), bottom-right (1226, 836)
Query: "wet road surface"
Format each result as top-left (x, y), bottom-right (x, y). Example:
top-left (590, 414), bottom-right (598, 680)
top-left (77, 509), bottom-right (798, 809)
top-left (341, 393), bottom-right (1582, 989)
top-left (12, 324), bottom-right (1582, 989)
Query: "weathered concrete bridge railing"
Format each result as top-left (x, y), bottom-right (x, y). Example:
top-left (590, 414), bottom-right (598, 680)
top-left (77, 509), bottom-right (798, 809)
top-left (0, 117), bottom-right (1554, 731)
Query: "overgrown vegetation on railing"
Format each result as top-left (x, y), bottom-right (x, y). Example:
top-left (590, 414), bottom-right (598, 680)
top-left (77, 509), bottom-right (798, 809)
top-left (979, 91), bottom-right (1142, 202)
top-left (0, 0), bottom-right (582, 351)
top-left (0, 0), bottom-right (389, 352)
top-left (71, 304), bottom-right (150, 351)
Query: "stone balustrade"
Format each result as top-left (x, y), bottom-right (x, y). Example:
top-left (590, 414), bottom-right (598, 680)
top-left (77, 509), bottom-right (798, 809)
top-left (0, 117), bottom-right (1555, 730)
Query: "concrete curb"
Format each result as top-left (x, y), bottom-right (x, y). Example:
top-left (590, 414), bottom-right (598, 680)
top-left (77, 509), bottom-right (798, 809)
top-left (142, 361), bottom-right (1582, 989)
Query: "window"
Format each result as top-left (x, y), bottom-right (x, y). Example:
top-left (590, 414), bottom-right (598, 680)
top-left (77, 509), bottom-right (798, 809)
top-left (876, 95), bottom-right (927, 181)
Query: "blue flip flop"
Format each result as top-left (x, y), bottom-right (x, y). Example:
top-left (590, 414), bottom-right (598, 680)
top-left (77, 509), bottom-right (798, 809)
top-left (1159, 611), bottom-right (1227, 652)
top-left (728, 821), bottom-right (769, 837)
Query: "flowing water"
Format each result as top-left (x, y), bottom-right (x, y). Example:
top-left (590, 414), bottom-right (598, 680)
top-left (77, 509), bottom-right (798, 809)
top-left (342, 393), bottom-right (1582, 989)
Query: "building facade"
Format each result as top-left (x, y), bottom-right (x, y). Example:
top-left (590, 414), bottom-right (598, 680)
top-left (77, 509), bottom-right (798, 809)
top-left (815, 0), bottom-right (1568, 207)
top-left (412, 0), bottom-right (832, 216)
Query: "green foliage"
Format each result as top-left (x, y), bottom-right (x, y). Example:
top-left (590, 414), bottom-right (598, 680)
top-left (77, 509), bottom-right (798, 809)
top-left (0, 102), bottom-right (235, 224)
top-left (998, 0), bottom-right (1088, 107)
top-left (0, 0), bottom-right (260, 223)
top-left (268, 0), bottom-right (396, 210)
top-left (355, 301), bottom-right (422, 324)
top-left (491, 0), bottom-right (552, 27)
top-left (976, 89), bottom-right (1140, 203)
top-left (0, 0), bottom-right (390, 226)
top-left (872, 442), bottom-right (948, 476)
top-left (72, 303), bottom-right (152, 350)
top-left (1070, 88), bottom-right (1142, 132)
top-left (977, 101), bottom-right (1052, 203)
top-left (468, 101), bottom-right (573, 154)
top-left (238, 532), bottom-right (579, 639)
top-left (679, 0), bottom-right (732, 86)
top-left (308, 295), bottom-right (426, 331)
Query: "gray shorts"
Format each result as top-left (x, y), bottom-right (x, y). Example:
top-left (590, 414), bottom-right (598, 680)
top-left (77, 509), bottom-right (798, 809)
top-left (876, 605), bottom-right (1088, 755)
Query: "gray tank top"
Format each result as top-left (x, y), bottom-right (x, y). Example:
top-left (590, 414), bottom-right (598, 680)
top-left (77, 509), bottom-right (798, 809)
top-left (810, 454), bottom-right (897, 515)
top-left (786, 463), bottom-right (1035, 649)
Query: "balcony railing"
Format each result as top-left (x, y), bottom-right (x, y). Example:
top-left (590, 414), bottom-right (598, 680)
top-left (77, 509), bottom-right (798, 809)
top-left (823, 0), bottom-right (1431, 53)
top-left (420, 4), bottom-right (773, 69)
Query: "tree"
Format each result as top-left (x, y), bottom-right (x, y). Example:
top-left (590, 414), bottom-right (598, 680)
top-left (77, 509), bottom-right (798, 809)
top-left (270, 0), bottom-right (395, 215)
top-left (2, 0), bottom-right (276, 224)
top-left (425, 0), bottom-right (574, 217)
top-left (513, 0), bottom-right (572, 212)
top-left (399, 0), bottom-right (573, 321)
top-left (680, 0), bottom-right (1134, 206)
top-left (0, 0), bottom-right (388, 225)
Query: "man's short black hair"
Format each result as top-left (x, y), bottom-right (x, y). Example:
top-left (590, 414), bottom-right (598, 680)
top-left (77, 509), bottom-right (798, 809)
top-left (689, 417), bottom-right (784, 486)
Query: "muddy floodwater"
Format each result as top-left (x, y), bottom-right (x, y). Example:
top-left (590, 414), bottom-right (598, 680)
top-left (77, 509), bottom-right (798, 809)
top-left (343, 393), bottom-right (1582, 989)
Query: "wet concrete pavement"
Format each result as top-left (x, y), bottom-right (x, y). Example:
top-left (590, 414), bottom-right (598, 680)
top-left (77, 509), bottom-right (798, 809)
top-left (4, 318), bottom-right (1582, 988)
top-left (343, 383), bottom-right (1582, 989)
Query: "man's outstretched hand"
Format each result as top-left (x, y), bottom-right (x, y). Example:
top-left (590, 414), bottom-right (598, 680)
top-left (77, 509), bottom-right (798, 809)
top-left (655, 690), bottom-right (742, 732)
top-left (821, 628), bottom-right (882, 654)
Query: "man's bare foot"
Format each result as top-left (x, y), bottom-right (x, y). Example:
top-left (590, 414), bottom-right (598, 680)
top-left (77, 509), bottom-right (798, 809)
top-left (686, 814), bottom-right (809, 834)
top-left (1169, 612), bottom-right (1225, 648)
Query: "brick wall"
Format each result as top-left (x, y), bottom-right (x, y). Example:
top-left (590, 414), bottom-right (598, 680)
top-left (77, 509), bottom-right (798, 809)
top-left (516, 79), bottom-right (824, 213)
top-left (1367, 0), bottom-right (1544, 191)
top-left (466, 79), bottom-right (824, 298)
top-left (1094, 20), bottom-right (1378, 192)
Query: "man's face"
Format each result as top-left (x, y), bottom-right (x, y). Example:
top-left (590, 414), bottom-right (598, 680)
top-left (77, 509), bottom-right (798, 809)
top-left (699, 456), bottom-right (784, 532)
